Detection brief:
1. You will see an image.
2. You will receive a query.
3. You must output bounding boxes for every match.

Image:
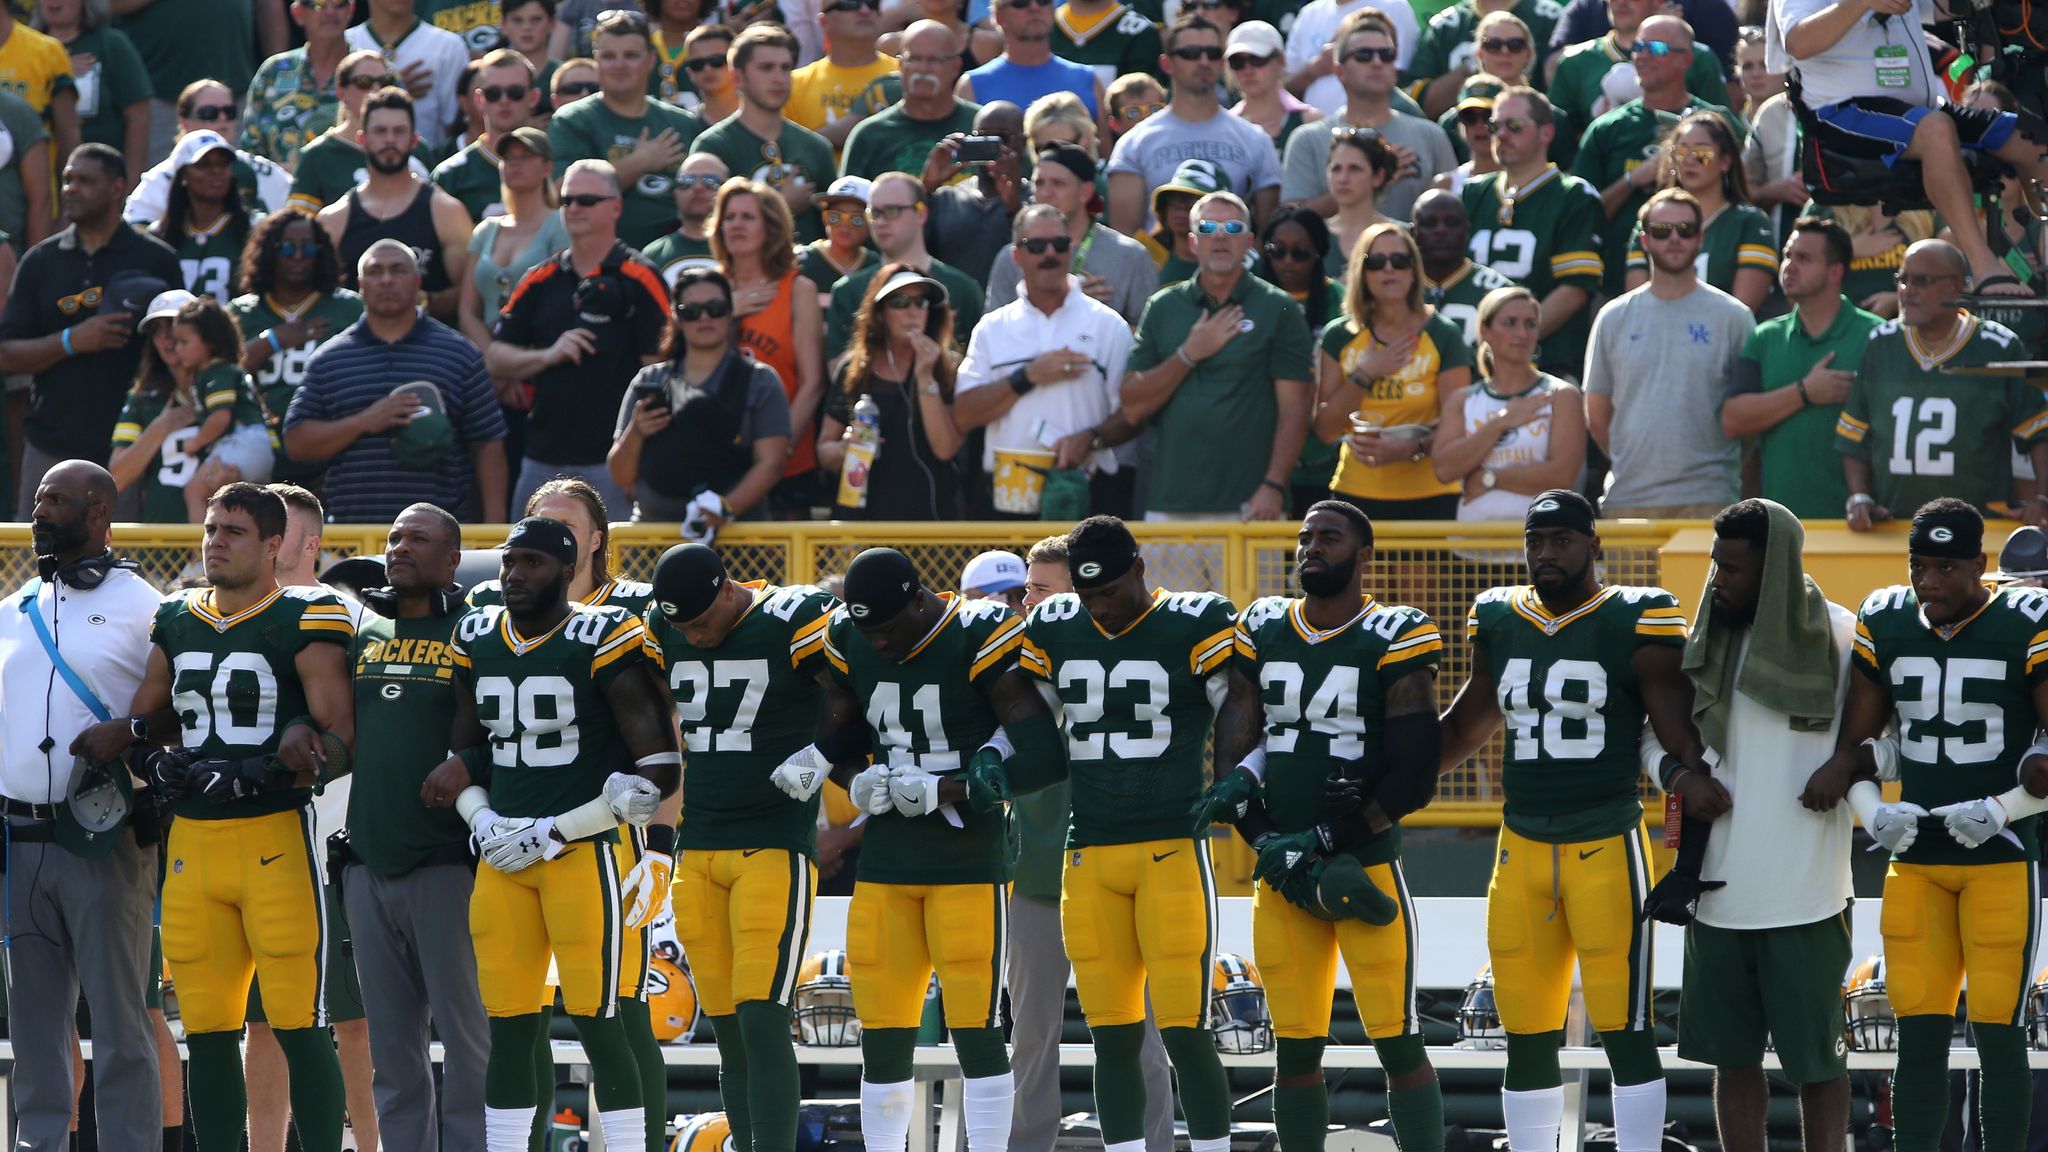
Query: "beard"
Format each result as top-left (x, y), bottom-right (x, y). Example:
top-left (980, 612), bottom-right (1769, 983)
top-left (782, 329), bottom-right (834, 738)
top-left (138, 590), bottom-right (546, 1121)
top-left (367, 147), bottom-right (410, 176)
top-left (507, 570), bottom-right (567, 622)
top-left (31, 516), bottom-right (87, 559)
top-left (1296, 552), bottom-right (1357, 598)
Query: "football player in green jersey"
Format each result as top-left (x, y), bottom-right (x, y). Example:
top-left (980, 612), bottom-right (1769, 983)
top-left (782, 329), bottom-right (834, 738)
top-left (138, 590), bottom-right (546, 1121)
top-left (1008, 515), bottom-right (1248, 1152)
top-left (81, 483), bottom-right (357, 1152)
top-left (643, 543), bottom-right (837, 1152)
top-left (1201, 502), bottom-right (1448, 1152)
top-left (428, 516), bottom-right (680, 1152)
top-left (770, 547), bottom-right (1065, 1152)
top-left (1439, 489), bottom-right (1719, 1152)
top-left (1800, 500), bottom-right (2048, 1152)
top-left (1836, 240), bottom-right (2048, 530)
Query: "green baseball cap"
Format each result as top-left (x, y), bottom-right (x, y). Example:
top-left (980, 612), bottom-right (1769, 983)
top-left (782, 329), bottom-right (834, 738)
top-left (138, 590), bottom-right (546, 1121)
top-left (389, 381), bottom-right (455, 471)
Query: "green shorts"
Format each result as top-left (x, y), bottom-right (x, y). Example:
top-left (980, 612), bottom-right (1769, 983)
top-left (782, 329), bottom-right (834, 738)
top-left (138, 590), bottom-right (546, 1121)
top-left (248, 879), bottom-right (363, 1026)
top-left (1677, 910), bottom-right (1853, 1083)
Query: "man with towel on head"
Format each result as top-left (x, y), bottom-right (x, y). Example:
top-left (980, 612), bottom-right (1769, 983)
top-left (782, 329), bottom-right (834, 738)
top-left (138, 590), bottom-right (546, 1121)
top-left (1640, 499), bottom-right (1858, 1152)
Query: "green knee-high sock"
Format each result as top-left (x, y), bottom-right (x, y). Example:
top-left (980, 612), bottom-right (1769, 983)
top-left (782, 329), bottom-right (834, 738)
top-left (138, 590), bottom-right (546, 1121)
top-left (567, 1012), bottom-right (644, 1111)
top-left (1088, 1023), bottom-right (1149, 1143)
top-left (1975, 1023), bottom-right (2031, 1152)
top-left (1597, 1027), bottom-right (1663, 1086)
top-left (1892, 1015), bottom-right (1954, 1152)
top-left (531, 1005), bottom-right (555, 1152)
top-left (1373, 1033), bottom-right (1444, 1152)
top-left (619, 998), bottom-right (669, 1151)
top-left (1503, 1031), bottom-right (1564, 1092)
top-left (489, 1013), bottom-right (546, 1108)
top-left (950, 1026), bottom-right (1010, 1078)
top-left (1273, 1037), bottom-right (1329, 1152)
top-left (738, 1001), bottom-right (802, 1152)
top-left (184, 1030), bottom-right (248, 1152)
top-left (1160, 1026), bottom-right (1231, 1139)
top-left (271, 1026), bottom-right (345, 1152)
top-left (708, 1014), bottom-right (755, 1152)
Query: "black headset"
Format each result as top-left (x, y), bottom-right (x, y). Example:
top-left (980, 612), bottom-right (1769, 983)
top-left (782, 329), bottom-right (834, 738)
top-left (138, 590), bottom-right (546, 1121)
top-left (36, 549), bottom-right (137, 591)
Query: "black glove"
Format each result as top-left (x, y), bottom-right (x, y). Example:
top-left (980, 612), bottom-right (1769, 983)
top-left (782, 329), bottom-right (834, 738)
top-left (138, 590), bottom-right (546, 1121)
top-left (191, 756), bottom-right (294, 806)
top-left (1639, 869), bottom-right (1726, 926)
top-left (143, 748), bottom-right (200, 801)
top-left (1323, 772), bottom-right (1363, 819)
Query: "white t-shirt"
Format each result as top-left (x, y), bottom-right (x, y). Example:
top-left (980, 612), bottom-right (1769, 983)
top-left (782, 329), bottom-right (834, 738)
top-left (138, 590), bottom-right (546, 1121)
top-left (1286, 0), bottom-right (1420, 114)
top-left (345, 19), bottom-right (473, 148)
top-left (1767, 0), bottom-right (1938, 109)
top-left (0, 568), bottom-right (160, 804)
top-left (955, 278), bottom-right (1133, 473)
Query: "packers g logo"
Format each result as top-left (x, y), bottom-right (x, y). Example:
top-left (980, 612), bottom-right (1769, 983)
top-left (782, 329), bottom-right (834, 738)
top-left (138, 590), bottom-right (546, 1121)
top-left (849, 603), bottom-right (871, 618)
top-left (1930, 526), bottom-right (1955, 543)
top-left (659, 600), bottom-right (681, 619)
top-left (1077, 561), bottom-right (1103, 579)
top-left (380, 683), bottom-right (403, 700)
top-left (1531, 497), bottom-right (1561, 513)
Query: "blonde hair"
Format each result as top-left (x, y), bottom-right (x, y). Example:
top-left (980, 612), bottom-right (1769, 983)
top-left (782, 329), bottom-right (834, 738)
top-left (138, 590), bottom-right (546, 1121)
top-left (1474, 284), bottom-right (1539, 378)
top-left (1025, 92), bottom-right (1097, 153)
top-left (1343, 222), bottom-right (1425, 325)
top-left (708, 178), bottom-right (797, 280)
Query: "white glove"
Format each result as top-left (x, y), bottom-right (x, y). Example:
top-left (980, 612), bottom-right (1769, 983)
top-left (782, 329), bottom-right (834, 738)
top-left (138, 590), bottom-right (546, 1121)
top-left (1931, 796), bottom-right (2010, 849)
top-left (849, 764), bottom-right (895, 815)
top-left (770, 744), bottom-right (831, 801)
top-left (888, 765), bottom-right (945, 817)
top-left (481, 816), bottom-right (567, 872)
top-left (621, 850), bottom-right (674, 929)
top-left (1869, 801), bottom-right (1929, 853)
top-left (604, 772), bottom-right (662, 827)
top-left (682, 491), bottom-right (725, 545)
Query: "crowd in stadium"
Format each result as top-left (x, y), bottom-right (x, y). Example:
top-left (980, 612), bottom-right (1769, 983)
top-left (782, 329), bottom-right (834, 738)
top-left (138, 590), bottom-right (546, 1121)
top-left (1, 0), bottom-right (2047, 1150)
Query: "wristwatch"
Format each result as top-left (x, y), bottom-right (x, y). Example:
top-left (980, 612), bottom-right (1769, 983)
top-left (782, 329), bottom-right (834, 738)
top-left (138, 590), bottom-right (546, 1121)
top-left (128, 716), bottom-right (149, 743)
top-left (1481, 469), bottom-right (1498, 491)
top-left (1846, 493), bottom-right (1876, 516)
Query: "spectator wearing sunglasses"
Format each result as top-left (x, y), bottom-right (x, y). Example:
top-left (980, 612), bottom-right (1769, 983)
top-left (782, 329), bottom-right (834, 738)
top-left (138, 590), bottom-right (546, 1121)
top-left (1282, 0), bottom-right (1419, 115)
top-left (962, 0), bottom-right (1103, 115)
top-left (239, 0), bottom-right (354, 173)
top-left (345, 0), bottom-right (473, 150)
top-left (1225, 21), bottom-right (1321, 161)
top-left (987, 142), bottom-right (1156, 325)
top-left (1546, 0), bottom-right (1737, 82)
top-left (788, 0), bottom-right (901, 149)
top-left (153, 130), bottom-right (255, 305)
top-left (1571, 15), bottom-right (1742, 297)
top-left (231, 211), bottom-right (362, 490)
top-left (284, 52), bottom-right (432, 216)
top-left (316, 86), bottom-right (477, 323)
top-left (1545, 0), bottom-right (1730, 167)
top-left (1621, 108), bottom-right (1775, 312)
top-left (1434, 75), bottom-right (1505, 182)
top-left (797, 173), bottom-right (879, 305)
top-left (642, 152), bottom-right (730, 288)
top-left (689, 24), bottom-right (840, 242)
top-left (824, 170), bottom-right (984, 361)
top-left (1102, 71), bottom-right (1165, 154)
top-left (549, 8), bottom-right (706, 249)
top-left (610, 265), bottom-right (792, 522)
top-left (1121, 190), bottom-right (1313, 521)
top-left (1279, 8), bottom-right (1454, 221)
top-left (681, 24), bottom-right (742, 123)
top-left (956, 203), bottom-right (1136, 518)
top-left (432, 48), bottom-right (542, 223)
top-left (1408, 0), bottom-right (1560, 118)
top-left (1585, 188), bottom-right (1751, 517)
top-left (549, 55), bottom-right (600, 110)
top-left (127, 78), bottom-right (293, 229)
top-left (1106, 16), bottom-right (1282, 236)
top-left (1253, 204), bottom-right (1347, 513)
top-left (843, 19), bottom-right (980, 181)
top-left (818, 264), bottom-right (967, 519)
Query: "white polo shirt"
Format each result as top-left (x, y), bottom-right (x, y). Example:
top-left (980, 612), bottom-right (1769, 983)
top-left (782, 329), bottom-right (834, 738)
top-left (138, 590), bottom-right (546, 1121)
top-left (0, 567), bottom-right (160, 805)
top-left (955, 277), bottom-right (1134, 474)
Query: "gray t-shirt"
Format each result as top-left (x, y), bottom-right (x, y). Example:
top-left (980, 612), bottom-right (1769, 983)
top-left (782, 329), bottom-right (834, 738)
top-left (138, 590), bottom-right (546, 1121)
top-left (1280, 109), bottom-right (1455, 221)
top-left (1766, 0), bottom-right (1937, 109)
top-left (614, 353), bottom-right (793, 521)
top-left (985, 223), bottom-right (1159, 327)
top-left (1105, 106), bottom-right (1283, 227)
top-left (1583, 282), bottom-right (1754, 510)
top-left (927, 180), bottom-right (1026, 289)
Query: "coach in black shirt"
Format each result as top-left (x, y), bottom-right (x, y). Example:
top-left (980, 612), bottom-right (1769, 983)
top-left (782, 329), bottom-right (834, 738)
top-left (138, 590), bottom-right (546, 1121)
top-left (0, 144), bottom-right (181, 517)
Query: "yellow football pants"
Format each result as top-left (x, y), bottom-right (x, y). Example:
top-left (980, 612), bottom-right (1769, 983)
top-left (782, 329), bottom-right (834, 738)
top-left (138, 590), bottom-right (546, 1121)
top-left (162, 808), bottom-right (327, 1033)
top-left (474, 839), bottom-right (623, 1019)
top-left (1254, 859), bottom-right (1418, 1040)
top-left (846, 881), bottom-right (1006, 1030)
top-left (674, 846), bottom-right (816, 1016)
top-left (1062, 836), bottom-right (1217, 1029)
top-left (1881, 859), bottom-right (2038, 1024)
top-left (1487, 824), bottom-right (1655, 1035)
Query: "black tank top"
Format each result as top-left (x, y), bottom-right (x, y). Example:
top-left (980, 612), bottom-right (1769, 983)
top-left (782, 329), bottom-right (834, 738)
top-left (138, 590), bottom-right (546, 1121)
top-left (339, 183), bottom-right (452, 294)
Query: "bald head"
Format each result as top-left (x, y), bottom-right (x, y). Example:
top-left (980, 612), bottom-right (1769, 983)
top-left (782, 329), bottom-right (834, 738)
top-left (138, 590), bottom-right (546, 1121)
top-left (903, 19), bottom-right (958, 54)
top-left (1906, 238), bottom-right (1969, 280)
top-left (30, 460), bottom-right (117, 559)
top-left (1638, 14), bottom-right (1691, 44)
top-left (357, 238), bottom-right (420, 279)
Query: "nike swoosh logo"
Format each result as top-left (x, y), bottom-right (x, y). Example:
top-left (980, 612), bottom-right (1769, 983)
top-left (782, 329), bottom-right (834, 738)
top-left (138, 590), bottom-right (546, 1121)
top-left (743, 848), bottom-right (766, 857)
top-left (1152, 850), bottom-right (1178, 862)
top-left (1578, 848), bottom-right (1603, 860)
top-left (259, 853), bottom-right (285, 866)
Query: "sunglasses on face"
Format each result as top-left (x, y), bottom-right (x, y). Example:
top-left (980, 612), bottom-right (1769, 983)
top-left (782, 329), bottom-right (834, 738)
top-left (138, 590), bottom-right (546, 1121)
top-left (674, 173), bottom-right (722, 189)
top-left (1343, 46), bottom-right (1398, 64)
top-left (1227, 52), bottom-right (1274, 70)
top-left (1172, 45), bottom-right (1225, 61)
top-left (562, 193), bottom-right (618, 207)
top-left (825, 210), bottom-right (868, 227)
top-left (1264, 242), bottom-right (1314, 262)
top-left (1488, 116), bottom-right (1530, 133)
top-left (1631, 40), bottom-right (1677, 57)
top-left (294, 0), bottom-right (352, 10)
top-left (188, 104), bottom-right (238, 122)
top-left (1116, 102), bottom-right (1163, 121)
top-left (479, 84), bottom-right (530, 103)
top-left (676, 298), bottom-right (734, 320)
top-left (1675, 145), bottom-right (1719, 163)
top-left (825, 0), bottom-right (880, 11)
top-left (1642, 220), bottom-right (1700, 239)
top-left (1458, 107), bottom-right (1492, 126)
top-left (1362, 251), bottom-right (1414, 271)
top-left (343, 73), bottom-right (388, 90)
top-left (1195, 219), bottom-right (1248, 235)
top-left (557, 81), bottom-right (600, 97)
top-left (276, 240), bottom-right (319, 258)
top-left (684, 55), bottom-right (728, 72)
top-left (1004, 0), bottom-right (1054, 8)
top-left (884, 293), bottom-right (936, 309)
top-left (1020, 235), bottom-right (1074, 254)
top-left (1331, 125), bottom-right (1382, 142)
top-left (1481, 36), bottom-right (1528, 52)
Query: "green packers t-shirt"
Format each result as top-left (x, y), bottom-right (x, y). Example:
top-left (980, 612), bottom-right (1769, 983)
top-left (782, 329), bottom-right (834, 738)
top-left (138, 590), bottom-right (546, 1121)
top-left (350, 612), bottom-right (475, 875)
top-left (1572, 97), bottom-right (1743, 295)
top-left (549, 95), bottom-right (704, 249)
top-left (432, 137), bottom-right (506, 222)
top-left (639, 229), bottom-right (717, 291)
top-left (110, 387), bottom-right (199, 522)
top-left (839, 99), bottom-right (980, 181)
top-left (689, 116), bottom-right (837, 243)
top-left (1728, 296), bottom-right (1880, 519)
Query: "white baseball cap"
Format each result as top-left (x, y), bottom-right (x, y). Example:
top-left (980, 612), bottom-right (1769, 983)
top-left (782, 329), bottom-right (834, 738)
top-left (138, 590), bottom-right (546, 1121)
top-left (142, 288), bottom-right (198, 326)
top-left (1225, 20), bottom-right (1284, 60)
top-left (820, 175), bottom-right (872, 207)
top-left (960, 550), bottom-right (1028, 594)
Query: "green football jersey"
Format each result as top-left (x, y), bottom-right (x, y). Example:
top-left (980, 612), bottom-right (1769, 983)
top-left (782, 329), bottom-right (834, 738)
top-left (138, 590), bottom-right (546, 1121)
top-left (688, 117), bottom-right (836, 244)
top-left (1468, 584), bottom-right (1688, 842)
top-left (1236, 594), bottom-right (1443, 866)
top-left (229, 289), bottom-right (365, 483)
top-left (110, 389), bottom-right (202, 523)
top-left (643, 582), bottom-right (837, 856)
top-left (639, 229), bottom-right (718, 293)
top-left (1624, 202), bottom-right (1776, 292)
top-left (350, 612), bottom-right (473, 875)
top-left (796, 240), bottom-right (877, 301)
top-left (550, 97), bottom-right (706, 249)
top-left (288, 131), bottom-right (369, 212)
top-left (1835, 313), bottom-right (2048, 516)
top-left (1572, 98), bottom-right (1744, 296)
top-left (1546, 34), bottom-right (1734, 163)
top-left (1423, 258), bottom-right (1517, 355)
top-left (822, 594), bottom-right (1022, 884)
top-left (1461, 166), bottom-right (1604, 374)
top-left (449, 601), bottom-right (648, 826)
top-left (174, 214), bottom-right (254, 305)
top-left (153, 585), bottom-right (358, 820)
top-left (1854, 583), bottom-right (2048, 865)
top-left (196, 361), bottom-right (268, 433)
top-left (1019, 588), bottom-right (1240, 847)
top-left (432, 138), bottom-right (506, 223)
top-left (1406, 0), bottom-right (1564, 98)
top-left (467, 576), bottom-right (653, 616)
top-left (1051, 2), bottom-right (1163, 84)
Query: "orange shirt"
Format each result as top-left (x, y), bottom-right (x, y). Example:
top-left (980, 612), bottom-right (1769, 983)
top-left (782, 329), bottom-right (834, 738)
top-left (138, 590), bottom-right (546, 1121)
top-left (738, 269), bottom-right (814, 476)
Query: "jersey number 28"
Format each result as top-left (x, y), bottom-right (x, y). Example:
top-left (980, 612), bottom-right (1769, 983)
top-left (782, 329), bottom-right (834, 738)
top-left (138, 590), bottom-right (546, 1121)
top-left (475, 674), bottom-right (580, 768)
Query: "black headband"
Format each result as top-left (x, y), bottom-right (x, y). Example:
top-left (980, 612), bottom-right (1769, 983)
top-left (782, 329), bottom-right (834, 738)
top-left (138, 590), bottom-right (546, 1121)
top-left (1067, 542), bottom-right (1137, 589)
top-left (501, 516), bottom-right (580, 567)
top-left (1910, 507), bottom-right (1983, 559)
top-left (1525, 489), bottom-right (1596, 536)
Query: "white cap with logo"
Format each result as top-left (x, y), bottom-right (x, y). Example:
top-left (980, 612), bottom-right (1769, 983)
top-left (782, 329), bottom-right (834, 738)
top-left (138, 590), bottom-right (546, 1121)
top-left (960, 550), bottom-right (1028, 594)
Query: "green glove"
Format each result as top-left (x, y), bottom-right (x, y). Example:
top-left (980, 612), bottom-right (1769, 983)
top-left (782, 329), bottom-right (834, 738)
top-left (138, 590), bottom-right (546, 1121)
top-left (1189, 768), bottom-right (1259, 830)
top-left (1252, 829), bottom-right (1320, 890)
top-left (964, 746), bottom-right (1012, 813)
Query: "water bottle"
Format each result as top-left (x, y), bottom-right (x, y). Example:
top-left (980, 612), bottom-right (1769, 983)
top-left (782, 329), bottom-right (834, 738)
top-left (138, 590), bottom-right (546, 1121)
top-left (550, 1108), bottom-right (586, 1151)
top-left (835, 393), bottom-right (882, 510)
